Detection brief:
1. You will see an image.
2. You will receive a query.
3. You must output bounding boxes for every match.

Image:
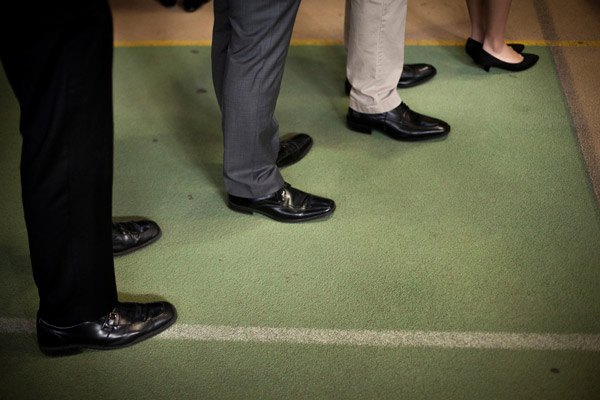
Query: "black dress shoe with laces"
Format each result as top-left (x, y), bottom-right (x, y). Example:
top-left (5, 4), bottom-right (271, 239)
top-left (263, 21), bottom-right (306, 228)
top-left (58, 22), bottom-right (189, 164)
top-left (276, 133), bottom-right (313, 168)
top-left (37, 301), bottom-right (177, 356)
top-left (344, 63), bottom-right (437, 95)
top-left (112, 220), bottom-right (162, 257)
top-left (346, 102), bottom-right (450, 141)
top-left (228, 183), bottom-right (335, 223)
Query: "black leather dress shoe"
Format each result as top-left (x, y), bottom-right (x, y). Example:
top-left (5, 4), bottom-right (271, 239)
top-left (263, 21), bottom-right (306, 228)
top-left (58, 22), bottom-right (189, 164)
top-left (344, 63), bottom-right (437, 95)
top-left (276, 133), bottom-right (313, 168)
top-left (112, 220), bottom-right (162, 257)
top-left (228, 183), bottom-right (335, 223)
top-left (397, 63), bottom-right (437, 88)
top-left (346, 102), bottom-right (450, 141)
top-left (37, 302), bottom-right (177, 356)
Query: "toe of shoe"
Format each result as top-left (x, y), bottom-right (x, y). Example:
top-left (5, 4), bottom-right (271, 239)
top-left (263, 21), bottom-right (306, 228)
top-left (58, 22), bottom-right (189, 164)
top-left (306, 196), bottom-right (336, 215)
top-left (149, 302), bottom-right (177, 332)
top-left (138, 220), bottom-right (162, 242)
top-left (148, 222), bottom-right (162, 239)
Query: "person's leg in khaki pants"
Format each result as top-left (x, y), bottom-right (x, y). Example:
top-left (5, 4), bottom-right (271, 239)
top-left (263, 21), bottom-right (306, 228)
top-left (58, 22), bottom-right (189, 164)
top-left (345, 0), bottom-right (451, 141)
top-left (345, 0), bottom-right (407, 114)
top-left (343, 0), bottom-right (438, 94)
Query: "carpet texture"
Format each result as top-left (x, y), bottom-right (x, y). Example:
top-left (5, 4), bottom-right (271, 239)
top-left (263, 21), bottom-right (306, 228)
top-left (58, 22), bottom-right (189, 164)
top-left (0, 45), bottom-right (599, 399)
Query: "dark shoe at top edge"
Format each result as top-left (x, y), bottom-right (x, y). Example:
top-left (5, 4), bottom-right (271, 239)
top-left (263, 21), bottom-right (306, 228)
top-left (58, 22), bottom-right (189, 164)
top-left (182, 0), bottom-right (209, 12)
top-left (158, 0), bottom-right (177, 7)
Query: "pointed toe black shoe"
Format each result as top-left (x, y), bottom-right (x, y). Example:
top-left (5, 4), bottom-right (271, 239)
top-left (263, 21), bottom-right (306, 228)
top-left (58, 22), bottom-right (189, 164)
top-left (477, 49), bottom-right (539, 72)
top-left (465, 37), bottom-right (525, 62)
top-left (227, 183), bottom-right (335, 223)
top-left (346, 103), bottom-right (450, 141)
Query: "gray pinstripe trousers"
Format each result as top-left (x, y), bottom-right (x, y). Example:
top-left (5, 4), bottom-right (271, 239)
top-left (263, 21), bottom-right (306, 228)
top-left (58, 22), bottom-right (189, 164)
top-left (212, 0), bottom-right (301, 197)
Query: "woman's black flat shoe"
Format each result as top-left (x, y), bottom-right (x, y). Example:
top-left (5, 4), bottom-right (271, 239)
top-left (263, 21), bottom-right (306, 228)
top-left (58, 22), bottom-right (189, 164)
top-left (477, 49), bottom-right (539, 72)
top-left (465, 38), bottom-right (525, 62)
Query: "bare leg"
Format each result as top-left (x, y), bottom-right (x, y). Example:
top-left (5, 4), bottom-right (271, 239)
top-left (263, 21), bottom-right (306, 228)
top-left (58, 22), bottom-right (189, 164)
top-left (465, 0), bottom-right (485, 42)
top-left (482, 0), bottom-right (523, 63)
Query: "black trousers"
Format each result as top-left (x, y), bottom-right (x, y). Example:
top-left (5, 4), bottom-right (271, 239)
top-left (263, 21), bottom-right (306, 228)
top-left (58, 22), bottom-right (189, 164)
top-left (1, 1), bottom-right (118, 325)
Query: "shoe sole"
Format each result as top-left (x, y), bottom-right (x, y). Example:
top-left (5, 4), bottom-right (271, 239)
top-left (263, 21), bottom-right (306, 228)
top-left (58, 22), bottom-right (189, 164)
top-left (38, 310), bottom-right (178, 357)
top-left (346, 118), bottom-right (450, 142)
top-left (113, 229), bottom-right (162, 257)
top-left (227, 202), bottom-right (335, 223)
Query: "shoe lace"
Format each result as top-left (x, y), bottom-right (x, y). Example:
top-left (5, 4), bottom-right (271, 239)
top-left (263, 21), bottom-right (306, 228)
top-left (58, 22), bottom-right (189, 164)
top-left (278, 185), bottom-right (308, 208)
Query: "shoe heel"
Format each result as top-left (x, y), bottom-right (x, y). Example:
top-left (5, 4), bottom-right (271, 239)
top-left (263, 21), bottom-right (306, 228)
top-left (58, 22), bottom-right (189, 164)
top-left (475, 49), bottom-right (493, 72)
top-left (37, 322), bottom-right (83, 357)
top-left (346, 119), bottom-right (373, 135)
top-left (227, 202), bottom-right (253, 215)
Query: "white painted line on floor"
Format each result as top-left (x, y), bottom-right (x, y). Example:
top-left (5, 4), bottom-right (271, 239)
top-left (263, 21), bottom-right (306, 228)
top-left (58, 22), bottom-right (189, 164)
top-left (1, 317), bottom-right (35, 333)
top-left (162, 324), bottom-right (600, 352)
top-left (2, 318), bottom-right (599, 352)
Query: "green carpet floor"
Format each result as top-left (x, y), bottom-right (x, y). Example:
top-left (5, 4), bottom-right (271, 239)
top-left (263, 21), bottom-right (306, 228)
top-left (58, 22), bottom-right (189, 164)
top-left (1, 45), bottom-right (599, 399)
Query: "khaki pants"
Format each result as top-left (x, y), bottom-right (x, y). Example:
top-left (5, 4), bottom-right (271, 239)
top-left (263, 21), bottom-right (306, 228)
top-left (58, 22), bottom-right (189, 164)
top-left (345, 0), bottom-right (407, 114)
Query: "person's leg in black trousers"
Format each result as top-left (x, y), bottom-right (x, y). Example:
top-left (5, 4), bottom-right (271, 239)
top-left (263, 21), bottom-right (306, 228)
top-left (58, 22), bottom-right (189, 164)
top-left (1, 1), bottom-right (176, 355)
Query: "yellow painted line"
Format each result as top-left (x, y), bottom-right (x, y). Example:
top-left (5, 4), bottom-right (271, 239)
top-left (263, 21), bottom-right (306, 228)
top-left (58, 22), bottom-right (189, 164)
top-left (114, 39), bottom-right (600, 48)
top-left (114, 40), bottom-right (212, 47)
top-left (290, 39), bottom-right (343, 46)
top-left (522, 40), bottom-right (600, 47)
top-left (113, 39), bottom-right (344, 47)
